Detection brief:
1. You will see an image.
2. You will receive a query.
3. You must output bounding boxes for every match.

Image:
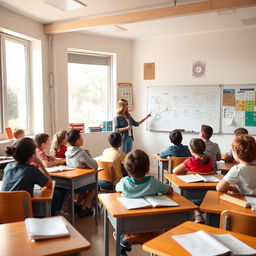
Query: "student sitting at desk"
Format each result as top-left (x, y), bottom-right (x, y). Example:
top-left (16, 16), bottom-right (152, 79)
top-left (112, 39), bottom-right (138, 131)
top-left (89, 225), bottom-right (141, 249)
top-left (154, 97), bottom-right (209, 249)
top-left (116, 149), bottom-right (173, 255)
top-left (66, 129), bottom-right (98, 218)
top-left (217, 135), bottom-right (256, 195)
top-left (200, 124), bottom-right (221, 171)
top-left (50, 129), bottom-right (68, 159)
top-left (173, 138), bottom-right (213, 223)
top-left (222, 127), bottom-right (248, 163)
top-left (159, 130), bottom-right (191, 170)
top-left (100, 132), bottom-right (126, 190)
top-left (34, 133), bottom-right (65, 167)
top-left (1, 137), bottom-right (63, 216)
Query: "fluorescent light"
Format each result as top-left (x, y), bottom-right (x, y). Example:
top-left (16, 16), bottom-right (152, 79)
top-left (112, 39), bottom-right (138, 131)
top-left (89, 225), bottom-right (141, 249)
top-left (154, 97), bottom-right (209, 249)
top-left (47, 0), bottom-right (87, 11)
top-left (86, 25), bottom-right (127, 33)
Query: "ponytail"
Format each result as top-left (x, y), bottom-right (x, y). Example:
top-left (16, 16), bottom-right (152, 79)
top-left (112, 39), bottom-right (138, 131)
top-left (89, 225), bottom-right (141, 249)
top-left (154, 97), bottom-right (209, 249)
top-left (200, 154), bottom-right (211, 165)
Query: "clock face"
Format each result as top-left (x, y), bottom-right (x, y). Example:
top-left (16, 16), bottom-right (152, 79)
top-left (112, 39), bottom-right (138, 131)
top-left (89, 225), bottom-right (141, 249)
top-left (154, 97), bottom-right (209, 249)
top-left (192, 61), bottom-right (206, 78)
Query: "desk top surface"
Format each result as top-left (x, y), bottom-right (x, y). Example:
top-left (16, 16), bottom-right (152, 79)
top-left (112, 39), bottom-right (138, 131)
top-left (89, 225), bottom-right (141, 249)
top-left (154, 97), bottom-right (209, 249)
top-left (98, 192), bottom-right (197, 218)
top-left (143, 221), bottom-right (256, 256)
top-left (0, 216), bottom-right (90, 256)
top-left (165, 173), bottom-right (223, 189)
top-left (152, 153), bottom-right (169, 162)
top-left (50, 168), bottom-right (99, 179)
top-left (200, 190), bottom-right (256, 215)
top-left (217, 162), bottom-right (235, 172)
top-left (32, 181), bottom-right (55, 202)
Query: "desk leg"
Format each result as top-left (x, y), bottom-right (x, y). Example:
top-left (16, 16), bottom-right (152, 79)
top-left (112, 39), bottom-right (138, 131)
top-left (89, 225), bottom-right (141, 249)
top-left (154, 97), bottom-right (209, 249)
top-left (115, 220), bottom-right (121, 256)
top-left (95, 172), bottom-right (98, 224)
top-left (157, 160), bottom-right (160, 180)
top-left (71, 179), bottom-right (75, 225)
top-left (161, 162), bottom-right (164, 182)
top-left (104, 209), bottom-right (109, 256)
top-left (45, 201), bottom-right (51, 217)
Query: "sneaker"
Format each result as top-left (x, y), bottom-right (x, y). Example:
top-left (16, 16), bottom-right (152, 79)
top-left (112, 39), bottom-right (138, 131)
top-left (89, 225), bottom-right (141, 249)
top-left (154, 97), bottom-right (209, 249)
top-left (78, 208), bottom-right (94, 218)
top-left (194, 212), bottom-right (205, 224)
top-left (74, 203), bottom-right (81, 214)
top-left (113, 232), bottom-right (131, 252)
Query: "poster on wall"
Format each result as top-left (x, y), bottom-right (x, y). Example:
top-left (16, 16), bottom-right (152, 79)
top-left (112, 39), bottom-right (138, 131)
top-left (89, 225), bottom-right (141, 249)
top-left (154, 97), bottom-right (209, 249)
top-left (118, 83), bottom-right (133, 111)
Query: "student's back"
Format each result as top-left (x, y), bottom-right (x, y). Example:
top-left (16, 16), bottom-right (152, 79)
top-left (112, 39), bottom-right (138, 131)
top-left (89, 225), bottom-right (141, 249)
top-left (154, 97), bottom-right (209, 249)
top-left (159, 130), bottom-right (191, 159)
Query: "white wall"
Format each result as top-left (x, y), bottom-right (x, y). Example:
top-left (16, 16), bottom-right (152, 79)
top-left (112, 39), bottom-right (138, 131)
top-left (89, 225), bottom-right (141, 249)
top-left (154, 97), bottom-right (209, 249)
top-left (52, 32), bottom-right (133, 156)
top-left (132, 27), bottom-right (256, 172)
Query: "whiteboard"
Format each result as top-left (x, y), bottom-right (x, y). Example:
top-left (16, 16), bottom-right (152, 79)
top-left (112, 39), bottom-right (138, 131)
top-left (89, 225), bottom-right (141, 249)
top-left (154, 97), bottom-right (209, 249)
top-left (147, 86), bottom-right (221, 133)
top-left (222, 85), bottom-right (256, 134)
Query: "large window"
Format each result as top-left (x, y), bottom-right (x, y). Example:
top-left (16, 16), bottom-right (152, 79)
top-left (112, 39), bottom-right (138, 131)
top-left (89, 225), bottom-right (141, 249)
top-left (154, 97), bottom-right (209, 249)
top-left (0, 34), bottom-right (31, 135)
top-left (68, 52), bottom-right (112, 127)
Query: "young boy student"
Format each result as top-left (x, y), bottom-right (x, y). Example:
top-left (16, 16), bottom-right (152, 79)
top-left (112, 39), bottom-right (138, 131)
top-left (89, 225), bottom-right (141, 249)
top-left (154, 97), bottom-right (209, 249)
top-left (159, 130), bottom-right (192, 159)
top-left (116, 149), bottom-right (173, 254)
top-left (34, 133), bottom-right (65, 167)
top-left (217, 135), bottom-right (256, 195)
top-left (1, 137), bottom-right (63, 216)
top-left (65, 129), bottom-right (98, 217)
top-left (100, 132), bottom-right (126, 190)
top-left (222, 127), bottom-right (248, 162)
top-left (200, 124), bottom-right (221, 171)
top-left (13, 128), bottom-right (25, 139)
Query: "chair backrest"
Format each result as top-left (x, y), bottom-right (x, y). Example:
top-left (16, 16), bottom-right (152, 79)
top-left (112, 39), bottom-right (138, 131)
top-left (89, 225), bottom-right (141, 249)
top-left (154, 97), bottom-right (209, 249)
top-left (97, 161), bottom-right (115, 184)
top-left (220, 209), bottom-right (256, 236)
top-left (168, 157), bottom-right (188, 173)
top-left (0, 190), bottom-right (33, 223)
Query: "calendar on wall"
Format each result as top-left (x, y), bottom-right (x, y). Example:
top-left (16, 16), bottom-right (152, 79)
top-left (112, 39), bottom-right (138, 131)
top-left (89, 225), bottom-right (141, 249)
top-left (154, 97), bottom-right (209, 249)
top-left (118, 83), bottom-right (133, 111)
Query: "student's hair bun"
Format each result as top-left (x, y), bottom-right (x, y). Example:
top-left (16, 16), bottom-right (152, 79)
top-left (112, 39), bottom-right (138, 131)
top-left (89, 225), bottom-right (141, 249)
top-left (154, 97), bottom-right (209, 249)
top-left (5, 146), bottom-right (16, 156)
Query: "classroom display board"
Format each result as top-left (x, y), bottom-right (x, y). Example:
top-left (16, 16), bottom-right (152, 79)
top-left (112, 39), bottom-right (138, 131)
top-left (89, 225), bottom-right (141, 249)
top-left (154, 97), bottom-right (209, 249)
top-left (222, 85), bottom-right (256, 134)
top-left (147, 86), bottom-right (221, 133)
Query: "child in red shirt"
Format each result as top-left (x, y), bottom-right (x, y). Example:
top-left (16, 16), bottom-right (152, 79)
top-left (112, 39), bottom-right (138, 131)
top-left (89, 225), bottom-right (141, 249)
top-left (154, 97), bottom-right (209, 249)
top-left (50, 130), bottom-right (67, 159)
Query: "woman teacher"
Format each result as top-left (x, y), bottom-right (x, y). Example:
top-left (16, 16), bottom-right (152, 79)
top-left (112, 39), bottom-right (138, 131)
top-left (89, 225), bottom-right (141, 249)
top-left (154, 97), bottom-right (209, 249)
top-left (114, 99), bottom-right (151, 153)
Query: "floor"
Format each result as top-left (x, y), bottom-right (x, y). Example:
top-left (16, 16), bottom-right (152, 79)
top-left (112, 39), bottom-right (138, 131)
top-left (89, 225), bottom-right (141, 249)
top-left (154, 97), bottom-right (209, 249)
top-left (72, 210), bottom-right (149, 256)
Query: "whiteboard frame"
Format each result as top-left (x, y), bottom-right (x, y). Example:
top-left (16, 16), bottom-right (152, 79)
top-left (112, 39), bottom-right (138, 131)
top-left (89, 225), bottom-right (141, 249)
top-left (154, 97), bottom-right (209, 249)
top-left (146, 85), bottom-right (222, 134)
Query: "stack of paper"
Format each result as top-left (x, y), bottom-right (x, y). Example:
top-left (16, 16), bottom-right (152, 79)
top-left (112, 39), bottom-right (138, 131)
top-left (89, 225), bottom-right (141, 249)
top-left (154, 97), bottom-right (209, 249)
top-left (25, 217), bottom-right (70, 241)
top-left (46, 165), bottom-right (74, 173)
top-left (177, 174), bottom-right (220, 183)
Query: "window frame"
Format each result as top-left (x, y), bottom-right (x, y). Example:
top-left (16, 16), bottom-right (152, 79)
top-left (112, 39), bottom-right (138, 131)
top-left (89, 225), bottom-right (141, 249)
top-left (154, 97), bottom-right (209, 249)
top-left (0, 33), bottom-right (32, 139)
top-left (67, 50), bottom-right (114, 126)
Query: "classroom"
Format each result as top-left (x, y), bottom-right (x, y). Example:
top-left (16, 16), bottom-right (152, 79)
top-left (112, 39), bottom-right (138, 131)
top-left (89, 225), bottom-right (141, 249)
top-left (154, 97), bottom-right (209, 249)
top-left (0, 0), bottom-right (256, 256)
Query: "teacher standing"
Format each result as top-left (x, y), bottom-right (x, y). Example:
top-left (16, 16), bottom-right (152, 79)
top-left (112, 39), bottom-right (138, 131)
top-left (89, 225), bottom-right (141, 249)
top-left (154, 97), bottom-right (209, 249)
top-left (114, 99), bottom-right (151, 153)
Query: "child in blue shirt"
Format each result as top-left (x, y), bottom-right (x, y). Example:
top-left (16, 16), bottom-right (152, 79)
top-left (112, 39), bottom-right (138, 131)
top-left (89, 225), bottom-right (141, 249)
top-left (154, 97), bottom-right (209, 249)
top-left (116, 149), bottom-right (173, 255)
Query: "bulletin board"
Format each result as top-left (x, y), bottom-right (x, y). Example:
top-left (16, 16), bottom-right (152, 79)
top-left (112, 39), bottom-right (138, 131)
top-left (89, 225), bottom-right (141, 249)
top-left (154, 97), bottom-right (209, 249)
top-left (118, 83), bottom-right (133, 111)
top-left (222, 85), bottom-right (256, 134)
top-left (147, 86), bottom-right (221, 133)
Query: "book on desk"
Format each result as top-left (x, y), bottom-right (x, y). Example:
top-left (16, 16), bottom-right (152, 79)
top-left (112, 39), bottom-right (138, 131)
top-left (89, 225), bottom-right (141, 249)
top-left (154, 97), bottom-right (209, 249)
top-left (177, 174), bottom-right (220, 183)
top-left (25, 216), bottom-right (70, 241)
top-left (117, 195), bottom-right (179, 210)
top-left (45, 165), bottom-right (74, 173)
top-left (172, 230), bottom-right (256, 256)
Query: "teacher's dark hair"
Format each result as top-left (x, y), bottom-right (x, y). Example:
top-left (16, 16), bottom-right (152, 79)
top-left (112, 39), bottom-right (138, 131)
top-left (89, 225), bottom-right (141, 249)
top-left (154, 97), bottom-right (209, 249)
top-left (5, 137), bottom-right (36, 164)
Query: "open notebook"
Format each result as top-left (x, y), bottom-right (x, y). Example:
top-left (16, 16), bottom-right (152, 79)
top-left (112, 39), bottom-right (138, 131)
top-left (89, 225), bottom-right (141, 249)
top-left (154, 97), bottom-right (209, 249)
top-left (177, 174), bottom-right (220, 183)
top-left (45, 165), bottom-right (74, 173)
top-left (172, 230), bottom-right (256, 256)
top-left (117, 195), bottom-right (179, 210)
top-left (245, 196), bottom-right (256, 211)
top-left (25, 217), bottom-right (70, 241)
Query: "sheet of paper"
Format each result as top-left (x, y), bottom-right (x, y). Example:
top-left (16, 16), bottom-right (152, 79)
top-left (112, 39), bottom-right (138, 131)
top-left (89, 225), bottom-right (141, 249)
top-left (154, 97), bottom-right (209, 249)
top-left (223, 106), bottom-right (235, 125)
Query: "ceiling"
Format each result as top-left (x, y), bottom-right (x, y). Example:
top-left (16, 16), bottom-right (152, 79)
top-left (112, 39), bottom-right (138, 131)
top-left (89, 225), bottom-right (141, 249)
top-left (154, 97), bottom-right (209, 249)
top-left (0, 0), bottom-right (256, 39)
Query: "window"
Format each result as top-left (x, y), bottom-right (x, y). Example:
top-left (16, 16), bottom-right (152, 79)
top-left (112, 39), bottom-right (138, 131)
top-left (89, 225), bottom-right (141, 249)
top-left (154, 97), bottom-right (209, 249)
top-left (68, 52), bottom-right (113, 127)
top-left (0, 33), bottom-right (31, 135)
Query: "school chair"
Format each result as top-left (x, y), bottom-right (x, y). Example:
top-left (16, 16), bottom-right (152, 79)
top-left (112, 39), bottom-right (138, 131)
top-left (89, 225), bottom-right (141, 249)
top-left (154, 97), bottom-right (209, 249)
top-left (168, 157), bottom-right (188, 174)
top-left (0, 191), bottom-right (33, 223)
top-left (220, 209), bottom-right (256, 237)
top-left (97, 161), bottom-right (115, 192)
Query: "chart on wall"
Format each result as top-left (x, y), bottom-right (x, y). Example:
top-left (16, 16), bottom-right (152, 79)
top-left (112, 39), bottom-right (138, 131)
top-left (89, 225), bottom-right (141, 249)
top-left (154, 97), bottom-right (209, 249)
top-left (147, 86), bottom-right (221, 133)
top-left (222, 85), bottom-right (256, 134)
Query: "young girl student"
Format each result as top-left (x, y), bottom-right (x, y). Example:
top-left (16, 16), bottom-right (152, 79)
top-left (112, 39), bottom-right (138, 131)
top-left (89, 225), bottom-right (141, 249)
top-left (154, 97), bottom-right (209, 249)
top-left (50, 130), bottom-right (67, 159)
top-left (173, 138), bottom-right (213, 223)
top-left (1, 137), bottom-right (63, 216)
top-left (116, 149), bottom-right (173, 254)
top-left (217, 135), bottom-right (256, 195)
top-left (34, 133), bottom-right (65, 167)
top-left (173, 138), bottom-right (213, 174)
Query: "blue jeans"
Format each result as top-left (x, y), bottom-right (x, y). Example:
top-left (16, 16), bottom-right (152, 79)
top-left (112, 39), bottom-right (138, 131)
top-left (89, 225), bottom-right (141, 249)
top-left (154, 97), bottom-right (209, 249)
top-left (98, 180), bottom-right (114, 190)
top-left (120, 136), bottom-right (133, 153)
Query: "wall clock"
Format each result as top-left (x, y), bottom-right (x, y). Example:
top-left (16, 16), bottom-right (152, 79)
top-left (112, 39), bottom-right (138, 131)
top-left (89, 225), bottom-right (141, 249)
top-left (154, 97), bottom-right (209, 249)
top-left (192, 61), bottom-right (206, 78)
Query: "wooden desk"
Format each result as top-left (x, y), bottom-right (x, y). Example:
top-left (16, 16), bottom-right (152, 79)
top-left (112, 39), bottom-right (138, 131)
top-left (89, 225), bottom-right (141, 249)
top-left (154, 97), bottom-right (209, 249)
top-left (152, 153), bottom-right (169, 182)
top-left (98, 192), bottom-right (197, 256)
top-left (0, 216), bottom-right (90, 256)
top-left (50, 168), bottom-right (100, 225)
top-left (143, 221), bottom-right (256, 256)
top-left (217, 162), bottom-right (235, 174)
top-left (165, 173), bottom-right (222, 201)
top-left (32, 181), bottom-right (55, 217)
top-left (200, 191), bottom-right (256, 227)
